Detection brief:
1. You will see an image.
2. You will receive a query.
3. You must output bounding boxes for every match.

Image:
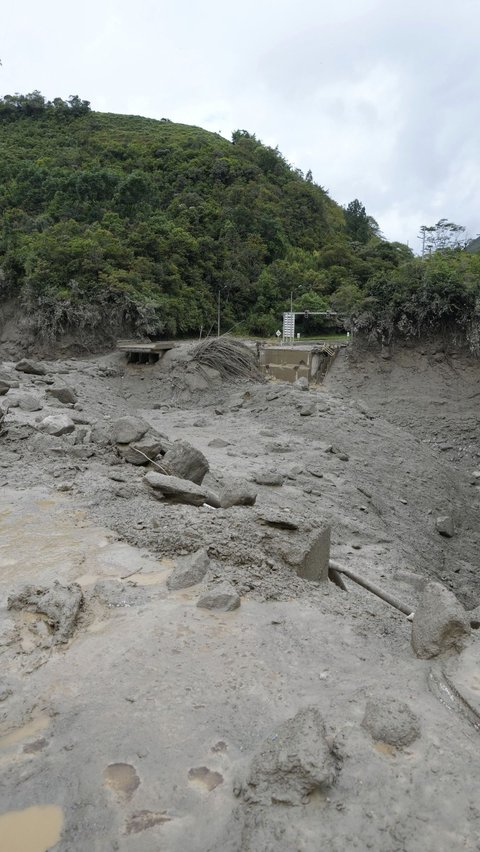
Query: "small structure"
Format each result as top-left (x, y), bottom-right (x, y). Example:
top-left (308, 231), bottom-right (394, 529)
top-left (258, 343), bottom-right (340, 385)
top-left (116, 340), bottom-right (176, 364)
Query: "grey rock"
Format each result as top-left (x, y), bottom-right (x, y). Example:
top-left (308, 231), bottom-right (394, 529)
top-left (412, 581), bottom-right (471, 659)
top-left (38, 414), bottom-right (75, 436)
top-left (362, 697), bottom-right (421, 747)
top-left (7, 581), bottom-right (83, 644)
top-left (197, 582), bottom-right (240, 612)
top-left (436, 515), bottom-right (455, 537)
top-left (15, 358), bottom-right (46, 375)
top-left (0, 380), bottom-right (10, 395)
top-left (144, 471), bottom-right (220, 507)
top-left (257, 509), bottom-right (300, 530)
top-left (17, 392), bottom-right (43, 412)
top-left (294, 377), bottom-right (309, 391)
top-left (167, 548), bottom-right (211, 590)
top-left (296, 527), bottom-right (331, 582)
top-left (299, 402), bottom-right (315, 416)
top-left (253, 471), bottom-right (284, 486)
top-left (237, 706), bottom-right (337, 805)
top-left (46, 385), bottom-right (78, 405)
top-left (208, 438), bottom-right (230, 448)
top-left (118, 433), bottom-right (170, 465)
top-left (162, 440), bottom-right (209, 484)
top-left (112, 416), bottom-right (149, 444)
top-left (219, 478), bottom-right (257, 509)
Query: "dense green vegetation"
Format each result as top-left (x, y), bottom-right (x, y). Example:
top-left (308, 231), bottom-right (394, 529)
top-left (0, 91), bottom-right (479, 346)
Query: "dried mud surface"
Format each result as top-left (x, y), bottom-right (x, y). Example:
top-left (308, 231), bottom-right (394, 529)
top-left (1, 342), bottom-right (480, 851)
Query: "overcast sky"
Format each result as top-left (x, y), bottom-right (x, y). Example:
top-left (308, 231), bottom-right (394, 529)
top-left (2, 0), bottom-right (479, 250)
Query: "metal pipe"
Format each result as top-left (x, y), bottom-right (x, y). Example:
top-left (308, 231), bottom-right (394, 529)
top-left (329, 559), bottom-right (414, 617)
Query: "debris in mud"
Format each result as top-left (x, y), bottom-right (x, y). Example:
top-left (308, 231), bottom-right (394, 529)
top-left (197, 581), bottom-right (241, 611)
top-left (167, 548), bottom-right (211, 590)
top-left (362, 696), bottom-right (421, 747)
top-left (143, 471), bottom-right (220, 507)
top-left (125, 810), bottom-right (172, 834)
top-left (411, 581), bottom-right (471, 659)
top-left (7, 581), bottom-right (83, 644)
top-left (235, 706), bottom-right (339, 805)
top-left (192, 336), bottom-right (262, 381)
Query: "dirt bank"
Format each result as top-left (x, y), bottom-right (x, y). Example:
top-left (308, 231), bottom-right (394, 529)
top-left (1, 342), bottom-right (479, 851)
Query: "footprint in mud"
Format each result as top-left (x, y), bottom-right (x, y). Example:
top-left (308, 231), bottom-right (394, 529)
top-left (188, 766), bottom-right (224, 791)
top-left (125, 810), bottom-right (172, 835)
top-left (103, 763), bottom-right (140, 799)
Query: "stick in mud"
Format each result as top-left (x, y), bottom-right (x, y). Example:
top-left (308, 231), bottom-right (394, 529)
top-left (329, 559), bottom-right (414, 617)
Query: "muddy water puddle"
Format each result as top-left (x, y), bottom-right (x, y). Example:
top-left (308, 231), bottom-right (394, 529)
top-left (104, 763), bottom-right (140, 799)
top-left (0, 804), bottom-right (63, 852)
top-left (0, 489), bottom-right (166, 589)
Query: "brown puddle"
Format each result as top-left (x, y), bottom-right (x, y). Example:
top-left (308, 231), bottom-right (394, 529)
top-left (0, 804), bottom-right (63, 852)
top-left (104, 763), bottom-right (140, 798)
top-left (188, 766), bottom-right (224, 791)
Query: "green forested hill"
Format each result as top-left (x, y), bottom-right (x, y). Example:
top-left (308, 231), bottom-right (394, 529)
top-left (0, 93), bottom-right (479, 347)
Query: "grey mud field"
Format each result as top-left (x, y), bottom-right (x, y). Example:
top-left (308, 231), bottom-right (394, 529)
top-left (1, 340), bottom-right (480, 852)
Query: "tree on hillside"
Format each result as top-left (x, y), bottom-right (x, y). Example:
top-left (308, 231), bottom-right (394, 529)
top-left (418, 219), bottom-right (468, 256)
top-left (344, 199), bottom-right (371, 244)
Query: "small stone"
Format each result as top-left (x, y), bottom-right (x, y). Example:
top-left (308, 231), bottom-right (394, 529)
top-left (436, 515), bottom-right (455, 537)
top-left (294, 377), bottom-right (309, 391)
top-left (362, 697), bottom-right (421, 747)
top-left (219, 478), bottom-right (257, 508)
top-left (253, 471), bottom-right (284, 486)
top-left (17, 393), bottom-right (43, 412)
top-left (208, 438), bottom-right (230, 448)
top-left (197, 582), bottom-right (240, 611)
top-left (112, 416), bottom-right (149, 444)
top-left (46, 386), bottom-right (78, 404)
top-left (412, 581), bottom-right (470, 659)
top-left (299, 403), bottom-right (315, 416)
top-left (257, 508), bottom-right (300, 530)
top-left (38, 414), bottom-right (75, 436)
top-left (15, 358), bottom-right (46, 375)
top-left (167, 549), bottom-right (211, 590)
top-left (118, 434), bottom-right (169, 465)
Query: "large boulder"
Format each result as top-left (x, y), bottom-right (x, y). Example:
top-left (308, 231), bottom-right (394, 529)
top-left (167, 548), bottom-right (211, 590)
top-left (15, 358), bottom-right (46, 375)
top-left (46, 385), bottom-right (78, 405)
top-left (236, 706), bottom-right (338, 805)
top-left (143, 471), bottom-right (220, 507)
top-left (111, 416), bottom-right (149, 444)
top-left (162, 440), bottom-right (209, 484)
top-left (37, 414), bottom-right (75, 436)
top-left (411, 581), bottom-right (471, 659)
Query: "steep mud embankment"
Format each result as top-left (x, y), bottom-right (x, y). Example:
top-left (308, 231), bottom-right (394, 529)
top-left (1, 344), bottom-right (480, 851)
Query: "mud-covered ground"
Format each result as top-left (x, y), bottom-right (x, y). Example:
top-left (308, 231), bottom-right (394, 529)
top-left (0, 341), bottom-right (480, 852)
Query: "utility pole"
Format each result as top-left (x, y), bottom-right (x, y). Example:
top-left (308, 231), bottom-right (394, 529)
top-left (217, 290), bottom-right (221, 337)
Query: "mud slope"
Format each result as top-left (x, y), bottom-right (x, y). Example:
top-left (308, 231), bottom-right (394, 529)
top-left (1, 345), bottom-right (480, 852)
